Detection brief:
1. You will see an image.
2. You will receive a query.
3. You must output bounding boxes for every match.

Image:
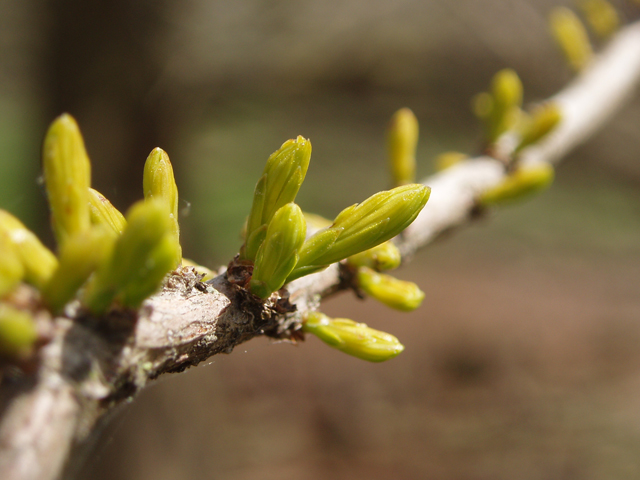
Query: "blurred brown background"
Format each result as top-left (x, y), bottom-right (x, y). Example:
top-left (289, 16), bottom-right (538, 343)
top-left (2, 0), bottom-right (640, 479)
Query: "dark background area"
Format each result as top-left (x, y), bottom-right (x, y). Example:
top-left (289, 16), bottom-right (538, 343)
top-left (2, 0), bottom-right (640, 478)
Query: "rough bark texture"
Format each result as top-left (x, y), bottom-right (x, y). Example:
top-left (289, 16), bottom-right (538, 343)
top-left (1, 20), bottom-right (640, 480)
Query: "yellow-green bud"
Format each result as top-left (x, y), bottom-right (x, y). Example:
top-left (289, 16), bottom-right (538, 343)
top-left (579, 0), bottom-right (619, 39)
top-left (143, 148), bottom-right (182, 268)
top-left (488, 69), bottom-right (523, 143)
top-left (387, 108), bottom-right (418, 186)
top-left (357, 267), bottom-right (425, 311)
top-left (479, 163), bottom-right (554, 206)
top-left (242, 137), bottom-right (311, 261)
top-left (434, 151), bottom-right (469, 172)
top-left (250, 203), bottom-right (306, 298)
top-left (83, 200), bottom-right (178, 313)
top-left (42, 113), bottom-right (92, 245)
top-left (42, 227), bottom-right (115, 313)
top-left (0, 304), bottom-right (38, 359)
top-left (515, 103), bottom-right (562, 153)
top-left (182, 258), bottom-right (215, 282)
top-left (289, 184), bottom-right (429, 281)
top-left (88, 188), bottom-right (126, 234)
top-left (0, 210), bottom-right (58, 289)
top-left (303, 311), bottom-right (404, 362)
top-left (347, 241), bottom-right (401, 271)
top-left (118, 234), bottom-right (180, 309)
top-left (550, 7), bottom-right (593, 72)
top-left (0, 235), bottom-right (24, 297)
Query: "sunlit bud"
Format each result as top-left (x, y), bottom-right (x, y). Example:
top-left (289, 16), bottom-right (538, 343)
top-left (550, 7), bottom-right (593, 72)
top-left (182, 258), bottom-right (216, 281)
top-left (42, 227), bottom-right (115, 313)
top-left (347, 241), bottom-right (401, 271)
top-left (242, 137), bottom-right (311, 261)
top-left (88, 188), bottom-right (126, 234)
top-left (250, 203), bottom-right (306, 298)
top-left (285, 227), bottom-right (342, 282)
top-left (579, 0), bottom-right (619, 39)
top-left (0, 210), bottom-right (58, 289)
top-left (82, 200), bottom-right (177, 313)
top-left (387, 108), bottom-right (418, 186)
top-left (118, 234), bottom-right (180, 309)
top-left (357, 267), bottom-right (425, 311)
top-left (42, 113), bottom-right (91, 245)
top-left (0, 304), bottom-right (38, 359)
top-left (434, 151), bottom-right (469, 172)
top-left (515, 103), bottom-right (562, 152)
top-left (479, 163), bottom-right (554, 206)
top-left (143, 148), bottom-right (182, 268)
top-left (303, 311), bottom-right (404, 362)
top-left (488, 69), bottom-right (523, 142)
top-left (0, 236), bottom-right (24, 297)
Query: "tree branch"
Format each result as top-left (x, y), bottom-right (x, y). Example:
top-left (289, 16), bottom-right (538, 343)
top-left (2, 19), bottom-right (640, 480)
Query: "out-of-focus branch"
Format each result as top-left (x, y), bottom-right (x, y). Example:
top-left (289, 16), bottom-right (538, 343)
top-left (2, 19), bottom-right (640, 480)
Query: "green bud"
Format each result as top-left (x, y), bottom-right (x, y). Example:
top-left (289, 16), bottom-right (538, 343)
top-left (0, 210), bottom-right (58, 289)
top-left (550, 7), bottom-right (593, 72)
top-left (0, 235), bottom-right (24, 297)
top-left (242, 137), bottom-right (311, 261)
top-left (83, 200), bottom-right (178, 313)
top-left (515, 103), bottom-right (562, 153)
top-left (479, 163), bottom-right (554, 206)
top-left (434, 151), bottom-right (469, 172)
top-left (488, 69), bottom-right (523, 143)
top-left (289, 184), bottom-right (429, 280)
top-left (250, 203), bottom-right (306, 299)
top-left (143, 148), bottom-right (182, 268)
top-left (42, 113), bottom-right (92, 245)
top-left (347, 241), bottom-right (401, 271)
top-left (88, 188), bottom-right (126, 234)
top-left (118, 234), bottom-right (180, 309)
top-left (42, 227), bottom-right (115, 313)
top-left (579, 0), bottom-right (619, 39)
top-left (303, 311), bottom-right (404, 362)
top-left (0, 304), bottom-right (37, 359)
top-left (357, 267), bottom-right (425, 311)
top-left (387, 108), bottom-right (418, 186)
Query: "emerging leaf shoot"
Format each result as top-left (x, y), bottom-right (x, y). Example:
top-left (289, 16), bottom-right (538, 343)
top-left (42, 114), bottom-right (92, 245)
top-left (303, 311), bottom-right (404, 362)
top-left (550, 7), bottom-right (593, 72)
top-left (357, 267), bottom-right (425, 311)
top-left (88, 188), bottom-right (126, 234)
top-left (479, 163), bottom-right (554, 206)
top-left (387, 108), bottom-right (419, 186)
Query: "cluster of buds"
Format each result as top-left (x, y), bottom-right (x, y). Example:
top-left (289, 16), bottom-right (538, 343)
top-left (236, 114), bottom-right (434, 361)
top-left (0, 114), bottom-right (186, 361)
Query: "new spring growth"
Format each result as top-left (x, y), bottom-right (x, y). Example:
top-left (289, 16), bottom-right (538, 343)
top-left (143, 148), bottom-right (182, 268)
top-left (0, 235), bottom-right (24, 297)
top-left (387, 108), bottom-right (418, 186)
top-left (550, 7), bottom-right (593, 72)
top-left (287, 184), bottom-right (430, 282)
top-left (479, 163), bottom-right (554, 206)
top-left (473, 69), bottom-right (523, 144)
top-left (515, 103), bottom-right (562, 153)
top-left (347, 241), bottom-right (401, 271)
top-left (0, 304), bottom-right (37, 359)
top-left (242, 137), bottom-right (311, 261)
top-left (42, 114), bottom-right (92, 245)
top-left (83, 200), bottom-right (180, 313)
top-left (250, 203), bottom-right (306, 299)
top-left (89, 188), bottom-right (126, 234)
top-left (579, 0), bottom-right (619, 39)
top-left (0, 210), bottom-right (58, 289)
top-left (357, 267), bottom-right (425, 311)
top-left (42, 227), bottom-right (115, 313)
top-left (303, 311), bottom-right (404, 362)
